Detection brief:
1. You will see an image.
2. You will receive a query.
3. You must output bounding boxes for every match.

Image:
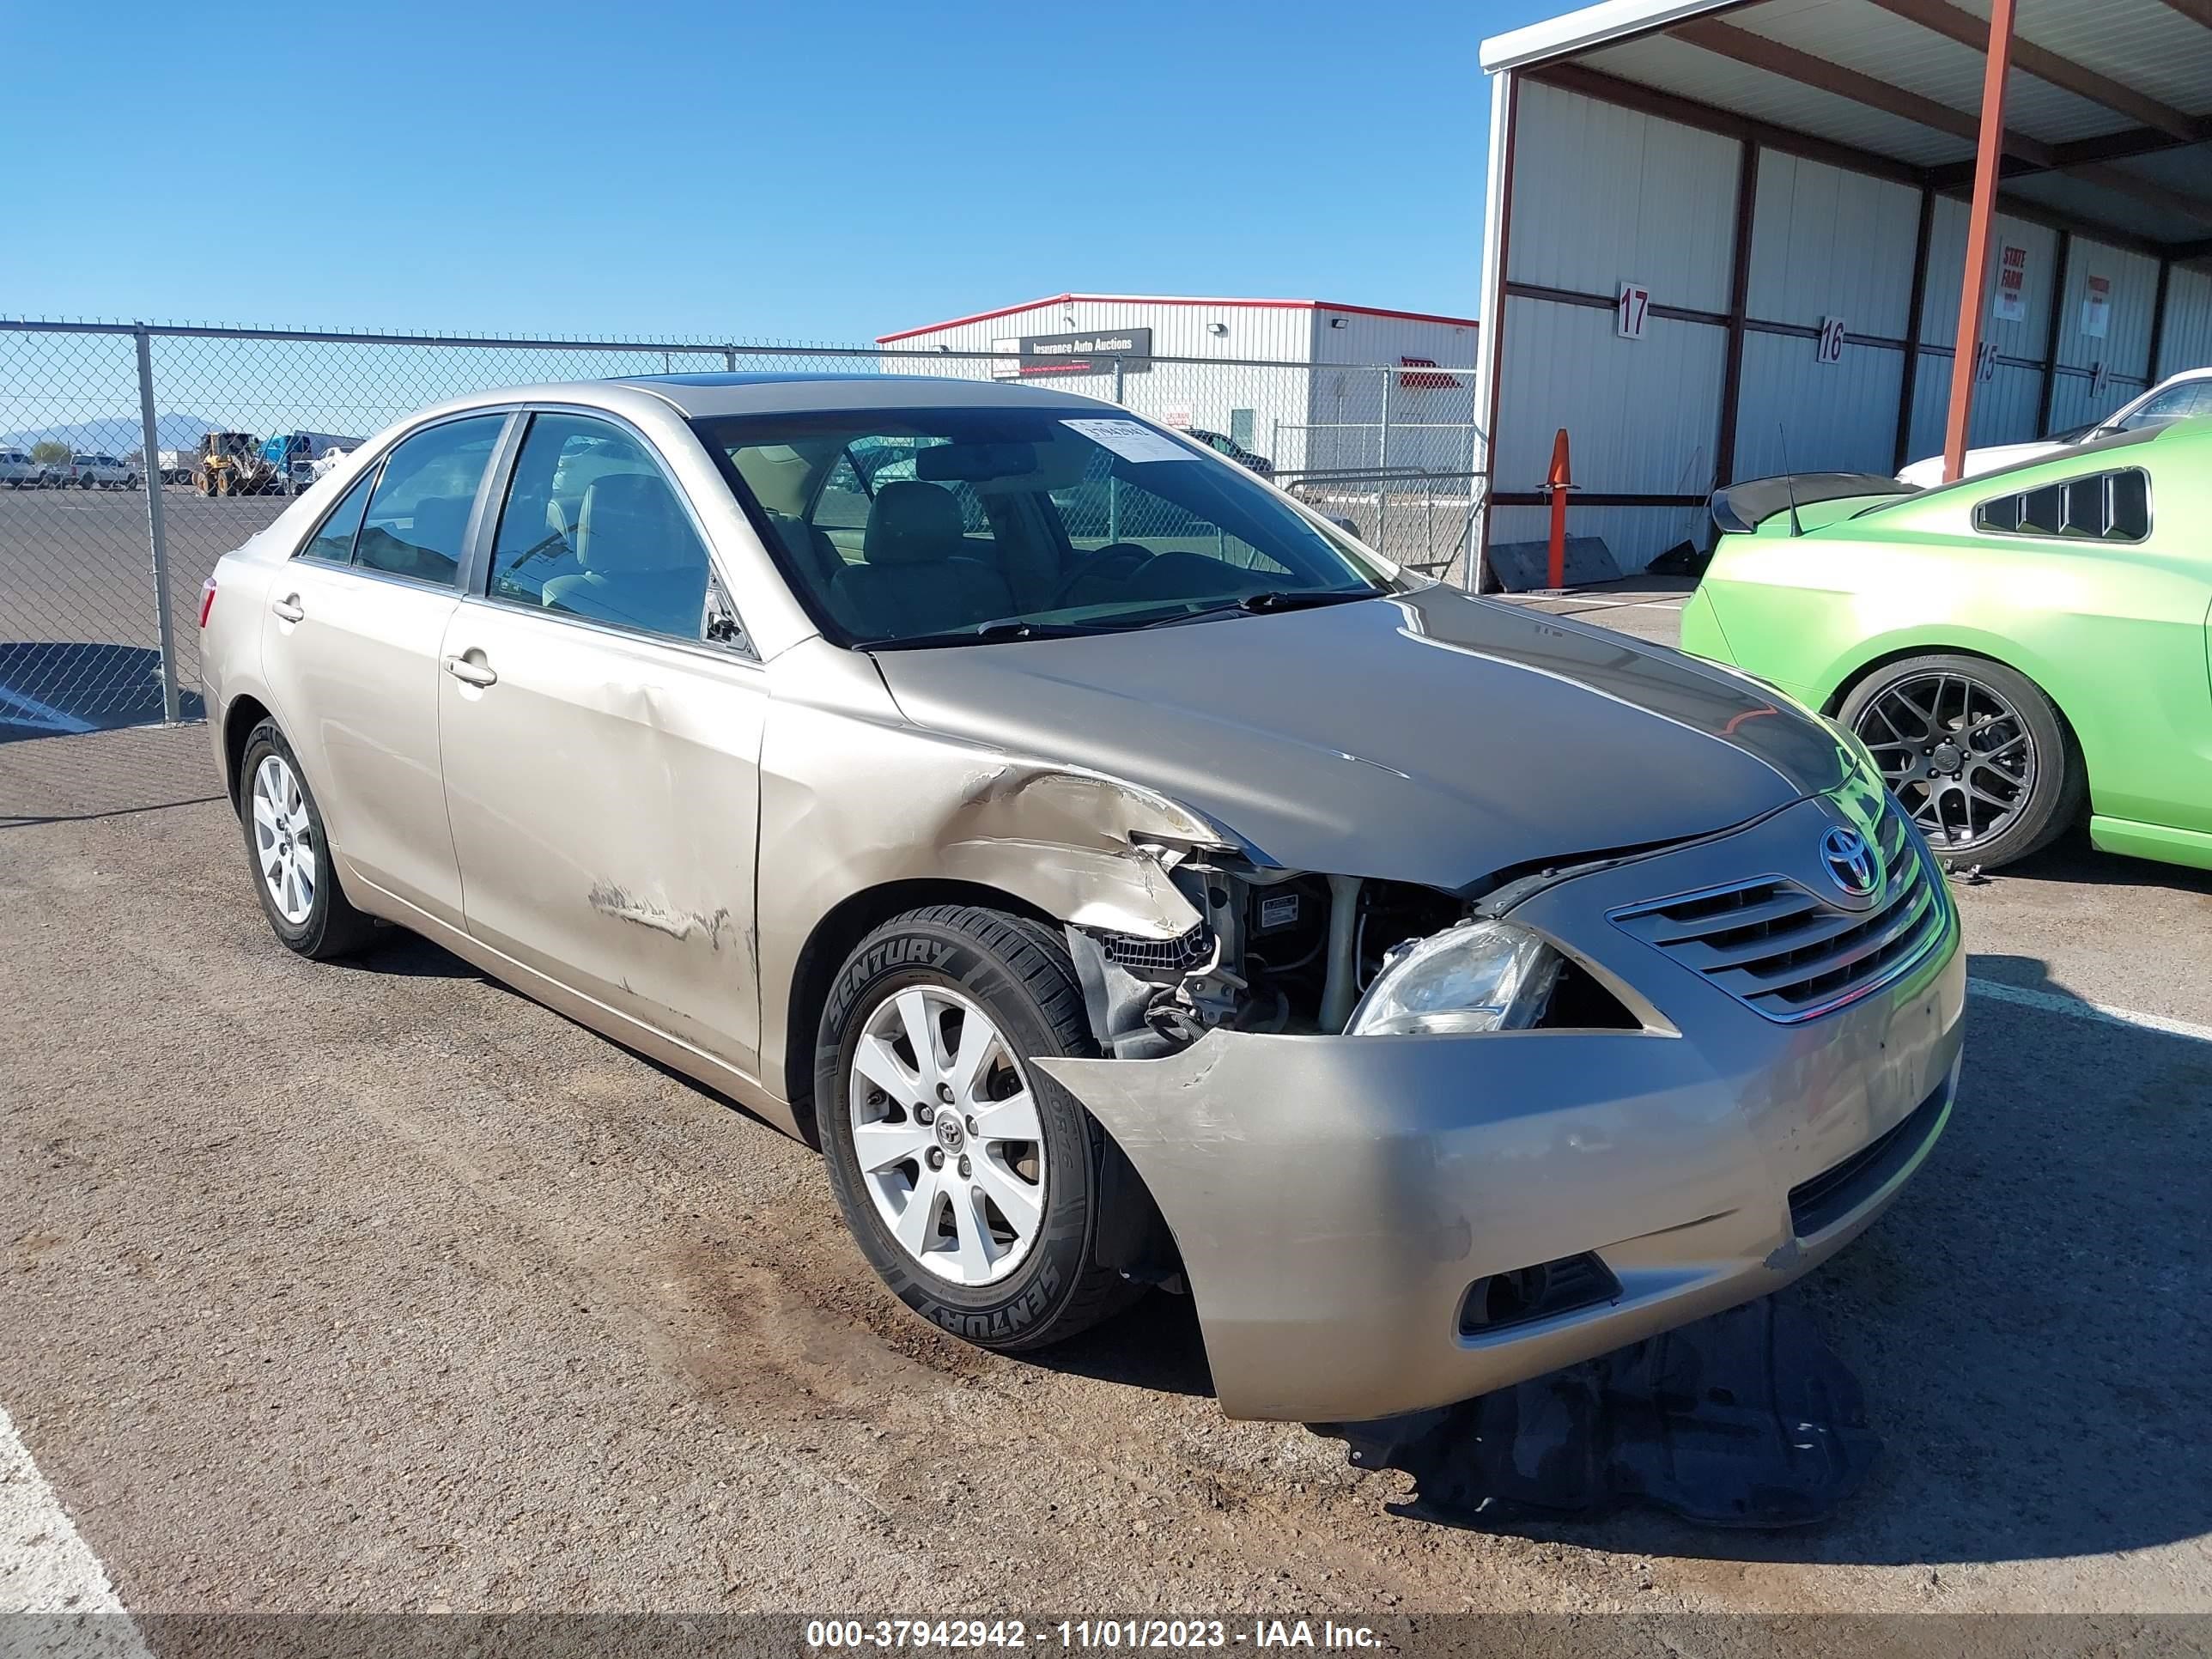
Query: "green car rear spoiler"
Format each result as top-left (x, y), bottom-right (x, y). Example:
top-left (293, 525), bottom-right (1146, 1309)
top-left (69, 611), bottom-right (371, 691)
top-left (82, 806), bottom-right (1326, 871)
top-left (1711, 472), bottom-right (1916, 535)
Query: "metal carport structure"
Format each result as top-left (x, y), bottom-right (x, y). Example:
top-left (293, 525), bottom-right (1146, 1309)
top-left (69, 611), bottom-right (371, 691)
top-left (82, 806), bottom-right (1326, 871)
top-left (1469, 0), bottom-right (2212, 586)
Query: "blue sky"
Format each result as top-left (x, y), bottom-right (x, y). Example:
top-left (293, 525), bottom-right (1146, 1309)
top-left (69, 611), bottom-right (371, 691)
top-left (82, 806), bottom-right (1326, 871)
top-left (3, 0), bottom-right (1560, 343)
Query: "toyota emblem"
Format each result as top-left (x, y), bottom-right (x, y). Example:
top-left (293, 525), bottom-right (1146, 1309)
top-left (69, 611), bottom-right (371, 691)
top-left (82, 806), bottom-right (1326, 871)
top-left (1820, 825), bottom-right (1881, 899)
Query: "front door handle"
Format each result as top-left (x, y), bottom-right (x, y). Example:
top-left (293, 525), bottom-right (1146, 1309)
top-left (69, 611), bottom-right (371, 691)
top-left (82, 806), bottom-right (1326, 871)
top-left (270, 594), bottom-right (304, 623)
top-left (443, 653), bottom-right (498, 688)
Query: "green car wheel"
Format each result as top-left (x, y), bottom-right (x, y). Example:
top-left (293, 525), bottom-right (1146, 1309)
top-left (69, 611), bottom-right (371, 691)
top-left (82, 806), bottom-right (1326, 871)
top-left (1838, 654), bottom-right (2082, 870)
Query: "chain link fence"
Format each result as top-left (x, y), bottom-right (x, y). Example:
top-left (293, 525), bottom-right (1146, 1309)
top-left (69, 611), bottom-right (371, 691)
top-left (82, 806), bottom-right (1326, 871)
top-left (0, 320), bottom-right (1484, 765)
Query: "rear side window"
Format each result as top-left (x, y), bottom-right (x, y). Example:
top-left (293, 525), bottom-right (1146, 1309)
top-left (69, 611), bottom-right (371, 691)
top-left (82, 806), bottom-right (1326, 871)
top-left (300, 465), bottom-right (378, 564)
top-left (354, 415), bottom-right (505, 586)
top-left (1974, 467), bottom-right (2150, 544)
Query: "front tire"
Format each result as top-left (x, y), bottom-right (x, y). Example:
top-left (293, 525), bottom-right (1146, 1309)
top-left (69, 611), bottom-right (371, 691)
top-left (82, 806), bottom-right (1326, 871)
top-left (236, 720), bottom-right (375, 959)
top-left (817, 905), bottom-right (1145, 1352)
top-left (1839, 653), bottom-right (2082, 869)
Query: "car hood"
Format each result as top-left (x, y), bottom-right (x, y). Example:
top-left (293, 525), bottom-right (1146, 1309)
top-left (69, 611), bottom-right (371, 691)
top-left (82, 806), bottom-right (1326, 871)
top-left (868, 585), bottom-right (1854, 892)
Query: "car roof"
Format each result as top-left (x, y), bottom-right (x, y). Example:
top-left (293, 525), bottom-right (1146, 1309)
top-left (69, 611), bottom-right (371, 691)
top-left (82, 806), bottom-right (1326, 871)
top-left (607, 370), bottom-right (1121, 420)
top-left (392, 370), bottom-right (1133, 434)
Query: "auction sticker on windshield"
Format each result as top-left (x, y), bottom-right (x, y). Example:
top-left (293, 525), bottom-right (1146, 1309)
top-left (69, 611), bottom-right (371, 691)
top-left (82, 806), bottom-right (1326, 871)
top-left (1061, 418), bottom-right (1198, 463)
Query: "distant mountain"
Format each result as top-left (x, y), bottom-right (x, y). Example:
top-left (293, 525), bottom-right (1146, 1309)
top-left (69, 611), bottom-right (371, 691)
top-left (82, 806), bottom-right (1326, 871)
top-left (0, 414), bottom-right (220, 455)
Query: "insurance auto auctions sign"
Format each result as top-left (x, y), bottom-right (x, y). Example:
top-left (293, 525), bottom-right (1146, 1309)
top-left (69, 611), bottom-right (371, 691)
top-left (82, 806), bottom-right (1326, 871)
top-left (991, 327), bottom-right (1154, 378)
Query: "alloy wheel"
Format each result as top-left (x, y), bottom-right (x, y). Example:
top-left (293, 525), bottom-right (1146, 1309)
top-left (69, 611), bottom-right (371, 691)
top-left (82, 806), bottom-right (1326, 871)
top-left (1853, 671), bottom-right (2036, 848)
top-left (848, 986), bottom-right (1047, 1287)
top-left (250, 754), bottom-right (317, 924)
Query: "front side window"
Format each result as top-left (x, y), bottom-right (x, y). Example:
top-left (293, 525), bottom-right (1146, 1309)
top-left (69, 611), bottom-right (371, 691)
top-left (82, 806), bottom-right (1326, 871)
top-left (696, 406), bottom-right (1390, 648)
top-left (300, 465), bottom-right (378, 564)
top-left (354, 414), bottom-right (505, 586)
top-left (489, 412), bottom-right (713, 641)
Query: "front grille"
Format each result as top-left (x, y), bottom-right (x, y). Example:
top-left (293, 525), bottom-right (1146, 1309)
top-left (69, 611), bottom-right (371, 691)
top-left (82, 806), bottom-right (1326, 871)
top-left (1789, 1079), bottom-right (1950, 1237)
top-left (1609, 804), bottom-right (1946, 1024)
top-left (1097, 921), bottom-right (1213, 975)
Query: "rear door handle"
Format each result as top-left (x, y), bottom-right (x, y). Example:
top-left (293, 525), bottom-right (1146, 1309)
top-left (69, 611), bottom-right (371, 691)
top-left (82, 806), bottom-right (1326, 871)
top-left (270, 594), bottom-right (304, 623)
top-left (443, 653), bottom-right (498, 688)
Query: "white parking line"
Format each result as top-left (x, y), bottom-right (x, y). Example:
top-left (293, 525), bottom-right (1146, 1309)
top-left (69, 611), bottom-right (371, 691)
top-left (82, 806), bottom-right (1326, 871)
top-left (0, 680), bottom-right (96, 736)
top-left (1967, 975), bottom-right (2212, 1044)
top-left (0, 1403), bottom-right (148, 1654)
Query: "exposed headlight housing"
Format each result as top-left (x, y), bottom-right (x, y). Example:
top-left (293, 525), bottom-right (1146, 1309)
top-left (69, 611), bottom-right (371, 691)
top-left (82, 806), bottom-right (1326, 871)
top-left (1346, 919), bottom-right (1562, 1036)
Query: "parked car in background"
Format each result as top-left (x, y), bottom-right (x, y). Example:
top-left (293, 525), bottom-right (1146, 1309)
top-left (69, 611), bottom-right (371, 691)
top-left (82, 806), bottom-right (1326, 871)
top-left (0, 447), bottom-right (42, 489)
top-left (261, 430), bottom-right (368, 495)
top-left (1184, 427), bottom-right (1275, 477)
top-left (1686, 416), bottom-right (2212, 873)
top-left (307, 446), bottom-right (354, 485)
top-left (198, 373), bottom-right (1961, 1424)
top-left (67, 453), bottom-right (138, 489)
top-left (1896, 366), bottom-right (2212, 487)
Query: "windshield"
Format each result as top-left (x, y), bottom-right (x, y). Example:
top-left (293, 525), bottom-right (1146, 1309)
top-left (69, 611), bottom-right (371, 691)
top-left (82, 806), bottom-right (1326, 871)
top-left (693, 405), bottom-right (1393, 647)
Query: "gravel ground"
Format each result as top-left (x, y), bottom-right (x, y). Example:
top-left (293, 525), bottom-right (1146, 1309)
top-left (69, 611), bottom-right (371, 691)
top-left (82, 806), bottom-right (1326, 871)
top-left (3, 612), bottom-right (2209, 1623)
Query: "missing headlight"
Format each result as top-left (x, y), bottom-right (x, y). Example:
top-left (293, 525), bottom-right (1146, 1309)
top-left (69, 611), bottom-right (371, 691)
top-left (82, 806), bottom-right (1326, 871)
top-left (1532, 957), bottom-right (1641, 1030)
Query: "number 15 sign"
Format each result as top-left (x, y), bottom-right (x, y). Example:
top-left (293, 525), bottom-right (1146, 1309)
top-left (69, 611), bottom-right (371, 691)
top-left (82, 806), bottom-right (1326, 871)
top-left (1616, 282), bottom-right (1651, 341)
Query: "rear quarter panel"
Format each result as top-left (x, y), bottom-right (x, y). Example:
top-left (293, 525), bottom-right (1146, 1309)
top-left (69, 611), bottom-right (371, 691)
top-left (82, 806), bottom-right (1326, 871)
top-left (1698, 445), bottom-right (2212, 834)
top-left (201, 548), bottom-right (280, 791)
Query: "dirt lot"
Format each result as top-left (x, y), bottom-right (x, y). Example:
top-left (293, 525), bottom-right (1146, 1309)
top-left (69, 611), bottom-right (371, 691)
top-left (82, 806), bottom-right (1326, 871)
top-left (3, 617), bottom-right (2210, 1624)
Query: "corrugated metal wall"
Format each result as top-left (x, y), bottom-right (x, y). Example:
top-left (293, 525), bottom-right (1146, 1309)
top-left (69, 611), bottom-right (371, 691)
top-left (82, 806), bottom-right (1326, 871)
top-left (1485, 76), bottom-right (2212, 582)
top-left (1744, 152), bottom-right (1920, 336)
top-left (1735, 151), bottom-right (1918, 480)
top-left (1494, 296), bottom-right (1729, 500)
top-left (1905, 354), bottom-right (2045, 460)
top-left (1488, 500), bottom-right (1714, 570)
top-left (1905, 203), bottom-right (2062, 459)
top-left (1494, 82), bottom-right (1739, 569)
top-left (1735, 330), bottom-right (1907, 477)
top-left (1508, 81), bottom-right (1741, 312)
top-left (2046, 240), bottom-right (2163, 430)
top-left (2160, 265), bottom-right (2212, 379)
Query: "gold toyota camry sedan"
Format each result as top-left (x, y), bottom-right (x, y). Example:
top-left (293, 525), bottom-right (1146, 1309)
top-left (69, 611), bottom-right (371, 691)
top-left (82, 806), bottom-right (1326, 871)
top-left (199, 374), bottom-right (1963, 1422)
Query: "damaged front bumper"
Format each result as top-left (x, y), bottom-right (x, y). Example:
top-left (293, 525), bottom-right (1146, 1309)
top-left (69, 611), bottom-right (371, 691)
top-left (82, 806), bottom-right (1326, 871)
top-left (1036, 795), bottom-right (1966, 1423)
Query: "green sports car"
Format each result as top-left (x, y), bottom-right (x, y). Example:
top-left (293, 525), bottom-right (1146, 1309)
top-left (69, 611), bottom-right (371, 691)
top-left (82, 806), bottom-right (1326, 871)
top-left (1681, 416), bottom-right (2211, 872)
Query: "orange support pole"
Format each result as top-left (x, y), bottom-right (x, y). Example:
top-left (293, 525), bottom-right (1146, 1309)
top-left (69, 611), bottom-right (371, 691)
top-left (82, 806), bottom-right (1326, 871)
top-left (1544, 428), bottom-right (1572, 589)
top-left (1942, 0), bottom-right (2018, 484)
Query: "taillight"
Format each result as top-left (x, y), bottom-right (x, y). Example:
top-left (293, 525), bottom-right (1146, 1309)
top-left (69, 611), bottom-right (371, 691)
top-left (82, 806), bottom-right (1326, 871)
top-left (198, 576), bottom-right (218, 629)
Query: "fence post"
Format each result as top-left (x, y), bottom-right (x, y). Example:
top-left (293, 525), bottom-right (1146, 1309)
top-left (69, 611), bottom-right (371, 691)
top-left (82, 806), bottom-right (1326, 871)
top-left (134, 325), bottom-right (182, 724)
top-left (1108, 356), bottom-right (1126, 540)
top-left (723, 346), bottom-right (738, 372)
top-left (1375, 366), bottom-right (1392, 551)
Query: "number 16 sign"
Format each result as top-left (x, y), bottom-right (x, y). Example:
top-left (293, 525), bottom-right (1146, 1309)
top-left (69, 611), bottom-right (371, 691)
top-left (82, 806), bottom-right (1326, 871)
top-left (1616, 282), bottom-right (1650, 341)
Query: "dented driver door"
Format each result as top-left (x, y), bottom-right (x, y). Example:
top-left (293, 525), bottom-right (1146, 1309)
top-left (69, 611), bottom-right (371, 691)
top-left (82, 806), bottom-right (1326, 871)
top-left (435, 600), bottom-right (766, 1079)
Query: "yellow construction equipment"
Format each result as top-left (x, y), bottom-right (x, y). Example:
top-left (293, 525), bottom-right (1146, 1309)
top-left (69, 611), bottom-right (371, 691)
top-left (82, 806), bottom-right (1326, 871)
top-left (195, 432), bottom-right (278, 497)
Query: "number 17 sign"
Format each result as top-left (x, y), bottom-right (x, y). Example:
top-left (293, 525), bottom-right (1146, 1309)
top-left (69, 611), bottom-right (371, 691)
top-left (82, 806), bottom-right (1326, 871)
top-left (1616, 282), bottom-right (1651, 341)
